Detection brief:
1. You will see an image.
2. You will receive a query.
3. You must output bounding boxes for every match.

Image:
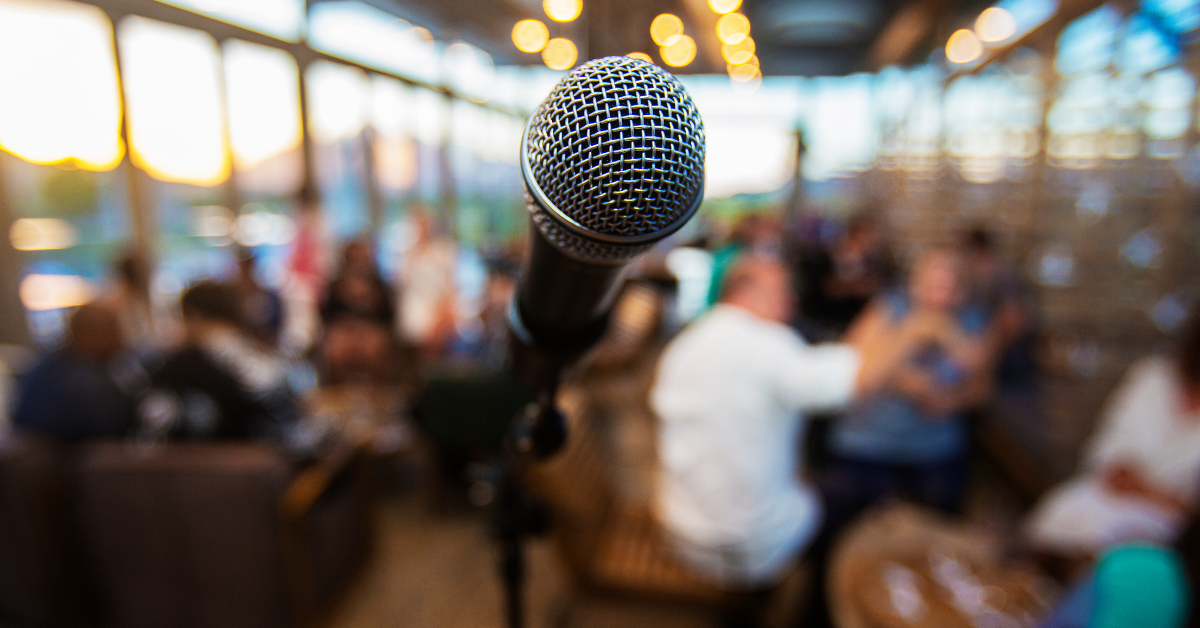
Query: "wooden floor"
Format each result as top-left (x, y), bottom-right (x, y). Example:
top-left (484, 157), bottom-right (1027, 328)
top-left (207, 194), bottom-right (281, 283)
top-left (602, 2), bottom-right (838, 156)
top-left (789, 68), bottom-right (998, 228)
top-left (325, 485), bottom-right (716, 628)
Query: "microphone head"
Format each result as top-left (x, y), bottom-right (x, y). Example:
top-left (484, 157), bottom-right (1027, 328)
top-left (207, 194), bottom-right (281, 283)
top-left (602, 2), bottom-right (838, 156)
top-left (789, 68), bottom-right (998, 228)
top-left (521, 56), bottom-right (705, 263)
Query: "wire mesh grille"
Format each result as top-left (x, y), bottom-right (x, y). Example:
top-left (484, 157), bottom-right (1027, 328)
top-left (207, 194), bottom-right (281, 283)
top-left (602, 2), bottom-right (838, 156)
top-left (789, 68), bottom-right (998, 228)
top-left (523, 56), bottom-right (705, 240)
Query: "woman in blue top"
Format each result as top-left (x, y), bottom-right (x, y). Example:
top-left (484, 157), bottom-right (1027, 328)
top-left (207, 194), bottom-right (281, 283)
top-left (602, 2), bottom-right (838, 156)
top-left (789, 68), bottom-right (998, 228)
top-left (821, 249), bottom-right (996, 527)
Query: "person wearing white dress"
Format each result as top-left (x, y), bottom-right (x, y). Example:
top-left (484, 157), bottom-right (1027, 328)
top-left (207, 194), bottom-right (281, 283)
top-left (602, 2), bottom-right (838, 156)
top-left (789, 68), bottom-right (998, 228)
top-left (1027, 310), bottom-right (1200, 558)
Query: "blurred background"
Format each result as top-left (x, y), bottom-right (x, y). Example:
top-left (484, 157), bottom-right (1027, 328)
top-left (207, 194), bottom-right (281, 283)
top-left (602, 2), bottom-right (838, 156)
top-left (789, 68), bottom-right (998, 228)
top-left (2, 0), bottom-right (1200, 626)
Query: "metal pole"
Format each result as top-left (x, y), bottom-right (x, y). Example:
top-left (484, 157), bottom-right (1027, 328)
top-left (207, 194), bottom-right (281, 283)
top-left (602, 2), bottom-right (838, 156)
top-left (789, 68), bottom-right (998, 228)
top-left (0, 155), bottom-right (29, 346)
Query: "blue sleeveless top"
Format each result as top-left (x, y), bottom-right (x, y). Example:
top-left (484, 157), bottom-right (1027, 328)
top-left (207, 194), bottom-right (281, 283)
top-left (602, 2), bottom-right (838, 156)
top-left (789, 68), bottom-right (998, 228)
top-left (830, 291), bottom-right (989, 464)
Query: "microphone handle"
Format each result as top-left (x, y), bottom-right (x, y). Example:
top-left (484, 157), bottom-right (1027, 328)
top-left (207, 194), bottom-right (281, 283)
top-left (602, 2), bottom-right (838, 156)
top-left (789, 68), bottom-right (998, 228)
top-left (513, 222), bottom-right (631, 355)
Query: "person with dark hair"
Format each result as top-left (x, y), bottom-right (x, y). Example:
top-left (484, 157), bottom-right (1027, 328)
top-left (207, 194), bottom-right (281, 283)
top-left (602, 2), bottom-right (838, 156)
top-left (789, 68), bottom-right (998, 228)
top-left (14, 303), bottom-right (147, 441)
top-left (961, 226), bottom-right (1031, 382)
top-left (140, 281), bottom-right (296, 441)
top-left (797, 214), bottom-right (897, 341)
top-left (1026, 303), bottom-right (1200, 561)
top-left (102, 252), bottom-right (166, 359)
top-left (320, 239), bottom-right (397, 383)
top-left (233, 249), bottom-right (284, 346)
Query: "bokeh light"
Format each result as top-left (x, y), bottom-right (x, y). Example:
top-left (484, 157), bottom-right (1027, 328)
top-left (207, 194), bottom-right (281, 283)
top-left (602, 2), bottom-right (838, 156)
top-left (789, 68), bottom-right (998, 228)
top-left (542, 37), bottom-right (577, 70)
top-left (660, 34), bottom-right (696, 67)
top-left (707, 0), bottom-right (742, 14)
top-left (626, 52), bottom-right (653, 63)
top-left (9, 218), bottom-right (76, 251)
top-left (543, 0), bottom-right (581, 22)
top-left (721, 37), bottom-right (755, 64)
top-left (651, 13), bottom-right (684, 46)
top-left (726, 54), bottom-right (758, 75)
top-left (976, 7), bottom-right (1017, 43)
top-left (512, 19), bottom-right (549, 53)
top-left (20, 274), bottom-right (94, 311)
top-left (729, 62), bottom-right (760, 83)
top-left (946, 28), bottom-right (983, 64)
top-left (716, 13), bottom-right (750, 45)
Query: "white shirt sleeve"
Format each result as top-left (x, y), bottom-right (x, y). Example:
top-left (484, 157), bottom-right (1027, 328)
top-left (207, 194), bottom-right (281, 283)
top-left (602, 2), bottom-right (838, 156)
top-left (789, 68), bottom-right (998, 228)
top-left (1084, 359), bottom-right (1161, 471)
top-left (773, 340), bottom-right (862, 413)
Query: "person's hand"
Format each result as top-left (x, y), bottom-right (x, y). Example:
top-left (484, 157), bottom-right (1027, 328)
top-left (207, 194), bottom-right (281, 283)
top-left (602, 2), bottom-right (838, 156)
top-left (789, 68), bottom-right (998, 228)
top-left (1103, 463), bottom-right (1191, 514)
top-left (892, 369), bottom-right (957, 418)
top-left (1104, 463), bottom-right (1153, 498)
top-left (897, 310), bottom-right (956, 346)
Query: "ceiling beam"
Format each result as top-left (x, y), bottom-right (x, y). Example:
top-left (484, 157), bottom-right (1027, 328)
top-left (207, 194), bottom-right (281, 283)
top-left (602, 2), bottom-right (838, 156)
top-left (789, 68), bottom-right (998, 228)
top-left (867, 0), bottom-right (962, 70)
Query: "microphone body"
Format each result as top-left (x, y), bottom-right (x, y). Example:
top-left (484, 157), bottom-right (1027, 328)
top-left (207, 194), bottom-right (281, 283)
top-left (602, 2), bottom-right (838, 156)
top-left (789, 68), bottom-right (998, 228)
top-left (514, 231), bottom-right (628, 353)
top-left (509, 56), bottom-right (706, 362)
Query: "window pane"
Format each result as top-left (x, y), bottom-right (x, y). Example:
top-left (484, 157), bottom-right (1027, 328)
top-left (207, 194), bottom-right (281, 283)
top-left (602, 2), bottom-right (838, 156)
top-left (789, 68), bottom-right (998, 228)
top-left (308, 1), bottom-right (441, 86)
top-left (3, 153), bottom-right (130, 346)
top-left (306, 60), bottom-right (370, 240)
top-left (153, 0), bottom-right (305, 42)
top-left (224, 38), bottom-right (303, 196)
top-left (118, 16), bottom-right (230, 186)
top-left (0, 0), bottom-right (123, 170)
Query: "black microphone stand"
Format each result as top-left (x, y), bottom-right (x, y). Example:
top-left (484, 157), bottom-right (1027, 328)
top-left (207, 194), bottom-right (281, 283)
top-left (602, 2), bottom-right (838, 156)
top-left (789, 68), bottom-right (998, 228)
top-left (490, 347), bottom-right (569, 628)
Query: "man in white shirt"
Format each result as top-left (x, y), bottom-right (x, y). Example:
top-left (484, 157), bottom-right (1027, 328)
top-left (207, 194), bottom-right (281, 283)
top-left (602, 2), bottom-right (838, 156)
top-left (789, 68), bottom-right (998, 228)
top-left (652, 254), bottom-right (940, 587)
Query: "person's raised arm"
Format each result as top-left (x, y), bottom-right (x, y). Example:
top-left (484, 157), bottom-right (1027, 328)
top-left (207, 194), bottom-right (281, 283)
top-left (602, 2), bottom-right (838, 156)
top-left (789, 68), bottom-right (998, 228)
top-left (844, 303), bottom-right (950, 396)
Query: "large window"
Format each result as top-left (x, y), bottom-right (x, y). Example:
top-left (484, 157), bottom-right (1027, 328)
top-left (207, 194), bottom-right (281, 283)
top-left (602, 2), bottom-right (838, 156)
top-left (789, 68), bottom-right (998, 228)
top-left (0, 0), bottom-right (128, 345)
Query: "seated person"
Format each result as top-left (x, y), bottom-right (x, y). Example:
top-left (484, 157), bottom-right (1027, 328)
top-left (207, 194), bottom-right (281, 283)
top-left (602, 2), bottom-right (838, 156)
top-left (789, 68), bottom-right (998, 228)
top-left (233, 249), bottom-right (284, 347)
top-left (1026, 306), bottom-right (1200, 560)
top-left (822, 249), bottom-right (993, 526)
top-left (14, 303), bottom-right (147, 441)
top-left (321, 240), bottom-right (396, 384)
top-left (141, 281), bottom-right (297, 441)
top-left (1038, 544), bottom-right (1189, 628)
top-left (652, 254), bottom-right (947, 588)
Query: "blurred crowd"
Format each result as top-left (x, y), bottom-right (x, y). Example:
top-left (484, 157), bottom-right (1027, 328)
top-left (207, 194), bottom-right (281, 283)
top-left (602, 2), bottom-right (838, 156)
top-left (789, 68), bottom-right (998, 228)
top-left (1, 201), bottom-right (1199, 628)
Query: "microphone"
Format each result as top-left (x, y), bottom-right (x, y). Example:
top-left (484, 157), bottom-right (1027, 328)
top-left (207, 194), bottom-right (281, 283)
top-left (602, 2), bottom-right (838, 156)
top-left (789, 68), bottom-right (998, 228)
top-left (510, 56), bottom-right (706, 359)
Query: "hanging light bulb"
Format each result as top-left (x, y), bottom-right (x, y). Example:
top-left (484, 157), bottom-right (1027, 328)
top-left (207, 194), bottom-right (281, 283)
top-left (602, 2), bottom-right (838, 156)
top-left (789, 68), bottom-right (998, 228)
top-left (708, 0), bottom-right (742, 14)
top-left (721, 36), bottom-right (755, 65)
top-left (946, 28), bottom-right (983, 64)
top-left (542, 37), bottom-right (577, 70)
top-left (659, 34), bottom-right (696, 67)
top-left (512, 19), bottom-right (549, 53)
top-left (716, 13), bottom-right (750, 45)
top-left (651, 13), bottom-right (684, 46)
top-left (543, 0), bottom-right (582, 22)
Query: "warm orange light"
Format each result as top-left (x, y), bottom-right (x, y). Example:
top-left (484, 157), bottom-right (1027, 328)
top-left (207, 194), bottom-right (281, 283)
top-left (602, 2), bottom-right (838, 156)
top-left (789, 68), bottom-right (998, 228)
top-left (975, 7), bottom-right (1017, 43)
top-left (626, 52), bottom-right (653, 63)
top-left (946, 28), bottom-right (983, 64)
top-left (660, 34), bottom-right (696, 67)
top-left (542, 37), bottom-right (577, 70)
top-left (119, 16), bottom-right (230, 186)
top-left (512, 19), bottom-right (549, 52)
top-left (651, 13), bottom-right (684, 46)
top-left (9, 218), bottom-right (76, 251)
top-left (721, 37), bottom-right (755, 65)
top-left (708, 0), bottom-right (742, 14)
top-left (716, 13), bottom-right (750, 45)
top-left (0, 0), bottom-right (124, 171)
top-left (20, 274), bottom-right (94, 311)
top-left (727, 55), bottom-right (758, 75)
top-left (543, 0), bottom-right (581, 22)
top-left (729, 62), bottom-right (760, 82)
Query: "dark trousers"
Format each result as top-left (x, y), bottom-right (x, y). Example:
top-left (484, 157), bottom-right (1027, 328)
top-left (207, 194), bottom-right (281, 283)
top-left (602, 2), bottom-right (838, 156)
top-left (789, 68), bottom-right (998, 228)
top-left (800, 456), bottom-right (968, 627)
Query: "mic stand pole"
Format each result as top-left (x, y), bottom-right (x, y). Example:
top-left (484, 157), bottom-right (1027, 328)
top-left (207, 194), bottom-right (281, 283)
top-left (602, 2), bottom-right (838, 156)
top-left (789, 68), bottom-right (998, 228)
top-left (491, 358), bottom-right (567, 628)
